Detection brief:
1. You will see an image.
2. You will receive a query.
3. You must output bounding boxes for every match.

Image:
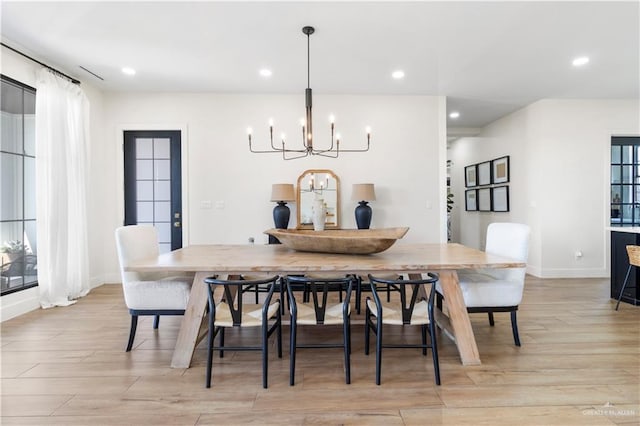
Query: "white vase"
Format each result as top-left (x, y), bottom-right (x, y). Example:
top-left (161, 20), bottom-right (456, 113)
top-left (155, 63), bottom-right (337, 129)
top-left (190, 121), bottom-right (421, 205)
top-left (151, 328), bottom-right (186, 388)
top-left (312, 200), bottom-right (327, 231)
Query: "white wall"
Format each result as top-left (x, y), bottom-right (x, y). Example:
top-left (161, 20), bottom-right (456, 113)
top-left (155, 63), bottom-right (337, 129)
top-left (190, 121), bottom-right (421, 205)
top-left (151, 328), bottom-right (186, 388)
top-left (0, 46), bottom-right (106, 320)
top-left (101, 93), bottom-right (447, 278)
top-left (450, 99), bottom-right (640, 278)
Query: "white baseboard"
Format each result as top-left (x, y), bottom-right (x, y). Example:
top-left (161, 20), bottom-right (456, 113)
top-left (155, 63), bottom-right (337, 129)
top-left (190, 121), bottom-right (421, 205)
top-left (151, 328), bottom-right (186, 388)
top-left (1, 286), bottom-right (40, 322)
top-left (539, 267), bottom-right (609, 279)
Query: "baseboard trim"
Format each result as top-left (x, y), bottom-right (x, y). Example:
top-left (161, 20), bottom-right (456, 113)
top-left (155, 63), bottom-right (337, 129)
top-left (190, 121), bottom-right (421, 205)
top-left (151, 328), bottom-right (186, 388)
top-left (1, 286), bottom-right (40, 322)
top-left (539, 268), bottom-right (609, 279)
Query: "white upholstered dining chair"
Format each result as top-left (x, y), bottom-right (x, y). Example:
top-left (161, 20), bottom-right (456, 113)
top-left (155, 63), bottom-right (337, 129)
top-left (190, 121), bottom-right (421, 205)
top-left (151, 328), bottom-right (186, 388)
top-left (438, 222), bottom-right (530, 346)
top-left (115, 225), bottom-right (192, 351)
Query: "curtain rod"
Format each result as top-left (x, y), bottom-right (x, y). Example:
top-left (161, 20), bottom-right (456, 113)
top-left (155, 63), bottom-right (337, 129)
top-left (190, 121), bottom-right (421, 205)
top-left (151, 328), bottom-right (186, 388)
top-left (1, 42), bottom-right (81, 85)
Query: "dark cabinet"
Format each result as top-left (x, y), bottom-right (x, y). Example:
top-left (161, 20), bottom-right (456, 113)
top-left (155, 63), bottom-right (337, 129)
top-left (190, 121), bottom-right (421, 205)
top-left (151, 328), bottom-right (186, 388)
top-left (610, 231), bottom-right (640, 306)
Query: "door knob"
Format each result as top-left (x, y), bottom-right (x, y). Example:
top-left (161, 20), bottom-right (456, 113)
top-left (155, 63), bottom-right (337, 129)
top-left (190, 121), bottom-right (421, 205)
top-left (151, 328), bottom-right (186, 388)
top-left (174, 221), bottom-right (181, 228)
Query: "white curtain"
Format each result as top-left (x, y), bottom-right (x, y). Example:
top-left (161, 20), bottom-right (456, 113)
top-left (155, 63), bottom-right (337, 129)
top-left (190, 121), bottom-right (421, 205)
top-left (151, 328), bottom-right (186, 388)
top-left (35, 69), bottom-right (91, 308)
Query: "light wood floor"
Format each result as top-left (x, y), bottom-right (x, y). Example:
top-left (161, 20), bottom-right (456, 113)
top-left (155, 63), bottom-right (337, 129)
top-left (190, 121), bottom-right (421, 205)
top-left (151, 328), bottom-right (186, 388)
top-left (1, 276), bottom-right (639, 425)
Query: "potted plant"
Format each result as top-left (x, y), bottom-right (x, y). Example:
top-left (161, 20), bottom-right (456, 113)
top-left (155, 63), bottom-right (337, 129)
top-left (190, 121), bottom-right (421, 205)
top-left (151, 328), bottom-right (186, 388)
top-left (1, 240), bottom-right (25, 263)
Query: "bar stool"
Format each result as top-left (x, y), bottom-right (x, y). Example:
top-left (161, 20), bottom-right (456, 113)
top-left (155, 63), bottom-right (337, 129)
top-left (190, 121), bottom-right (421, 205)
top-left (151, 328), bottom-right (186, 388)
top-left (616, 245), bottom-right (640, 310)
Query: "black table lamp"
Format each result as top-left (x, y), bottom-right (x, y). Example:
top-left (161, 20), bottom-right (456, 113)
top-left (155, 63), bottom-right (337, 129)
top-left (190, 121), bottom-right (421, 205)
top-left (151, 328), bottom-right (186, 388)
top-left (352, 183), bottom-right (376, 229)
top-left (270, 183), bottom-right (296, 243)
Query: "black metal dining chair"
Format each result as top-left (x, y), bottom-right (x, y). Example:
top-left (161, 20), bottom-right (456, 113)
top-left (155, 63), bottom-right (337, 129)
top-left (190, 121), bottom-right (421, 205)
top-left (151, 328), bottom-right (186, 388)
top-left (285, 275), bottom-right (355, 385)
top-left (365, 273), bottom-right (441, 386)
top-left (203, 275), bottom-right (282, 389)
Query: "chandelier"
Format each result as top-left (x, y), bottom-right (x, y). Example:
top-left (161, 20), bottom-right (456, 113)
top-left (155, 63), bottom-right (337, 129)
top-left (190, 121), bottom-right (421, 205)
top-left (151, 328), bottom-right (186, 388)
top-left (247, 26), bottom-right (371, 160)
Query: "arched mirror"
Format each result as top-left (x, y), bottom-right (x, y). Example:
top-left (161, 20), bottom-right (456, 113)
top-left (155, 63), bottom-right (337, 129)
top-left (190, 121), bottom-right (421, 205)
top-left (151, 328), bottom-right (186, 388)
top-left (296, 169), bottom-right (340, 229)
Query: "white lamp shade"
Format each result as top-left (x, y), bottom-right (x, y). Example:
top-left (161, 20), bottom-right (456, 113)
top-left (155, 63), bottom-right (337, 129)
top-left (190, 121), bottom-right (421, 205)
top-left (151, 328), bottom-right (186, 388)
top-left (271, 183), bottom-right (296, 202)
top-left (352, 183), bottom-right (376, 201)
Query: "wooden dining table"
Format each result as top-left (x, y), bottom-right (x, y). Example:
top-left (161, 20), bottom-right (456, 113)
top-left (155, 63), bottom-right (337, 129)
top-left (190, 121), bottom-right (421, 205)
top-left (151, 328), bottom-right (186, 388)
top-left (126, 242), bottom-right (525, 368)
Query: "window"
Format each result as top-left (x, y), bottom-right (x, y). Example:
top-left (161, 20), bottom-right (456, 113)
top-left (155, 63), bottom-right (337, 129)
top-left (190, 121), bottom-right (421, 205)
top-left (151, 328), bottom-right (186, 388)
top-left (1, 75), bottom-right (37, 295)
top-left (611, 136), bottom-right (640, 226)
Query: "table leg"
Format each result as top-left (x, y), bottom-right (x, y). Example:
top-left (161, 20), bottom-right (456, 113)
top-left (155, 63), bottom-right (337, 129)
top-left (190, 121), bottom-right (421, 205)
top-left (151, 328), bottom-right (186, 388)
top-left (171, 271), bottom-right (214, 368)
top-left (437, 270), bottom-right (480, 366)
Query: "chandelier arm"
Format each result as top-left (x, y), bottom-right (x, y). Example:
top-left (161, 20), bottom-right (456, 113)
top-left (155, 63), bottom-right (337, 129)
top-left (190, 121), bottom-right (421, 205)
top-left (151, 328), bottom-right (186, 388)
top-left (314, 151), bottom-right (339, 159)
top-left (250, 138), bottom-right (307, 154)
top-left (283, 150), bottom-right (310, 160)
top-left (269, 127), bottom-right (280, 151)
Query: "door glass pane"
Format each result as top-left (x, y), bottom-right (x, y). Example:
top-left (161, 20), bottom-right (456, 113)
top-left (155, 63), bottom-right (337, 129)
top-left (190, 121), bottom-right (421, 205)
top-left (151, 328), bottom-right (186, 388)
top-left (136, 181), bottom-right (153, 201)
top-left (154, 201), bottom-right (170, 222)
top-left (136, 160), bottom-right (153, 180)
top-left (156, 222), bottom-right (171, 243)
top-left (622, 145), bottom-right (633, 163)
top-left (154, 138), bottom-right (170, 159)
top-left (154, 160), bottom-right (170, 180)
top-left (136, 138), bottom-right (153, 159)
top-left (154, 180), bottom-right (170, 201)
top-left (622, 166), bottom-right (633, 183)
top-left (137, 201), bottom-right (153, 222)
top-left (1, 153), bottom-right (23, 221)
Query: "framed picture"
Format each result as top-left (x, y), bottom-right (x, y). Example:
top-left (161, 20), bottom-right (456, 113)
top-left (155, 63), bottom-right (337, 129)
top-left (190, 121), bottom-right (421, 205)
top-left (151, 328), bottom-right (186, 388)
top-left (465, 165), bottom-right (477, 187)
top-left (478, 187), bottom-right (491, 211)
top-left (477, 161), bottom-right (491, 186)
top-left (492, 156), bottom-right (510, 184)
top-left (465, 189), bottom-right (477, 211)
top-left (492, 185), bottom-right (509, 212)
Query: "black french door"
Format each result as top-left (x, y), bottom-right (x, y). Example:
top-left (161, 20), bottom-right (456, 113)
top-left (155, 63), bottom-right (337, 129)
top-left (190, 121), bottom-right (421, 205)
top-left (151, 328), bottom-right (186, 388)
top-left (123, 130), bottom-right (182, 252)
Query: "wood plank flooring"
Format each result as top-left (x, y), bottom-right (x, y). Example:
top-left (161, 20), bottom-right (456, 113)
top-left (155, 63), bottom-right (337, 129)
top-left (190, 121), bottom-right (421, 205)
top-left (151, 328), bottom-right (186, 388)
top-left (1, 276), bottom-right (639, 425)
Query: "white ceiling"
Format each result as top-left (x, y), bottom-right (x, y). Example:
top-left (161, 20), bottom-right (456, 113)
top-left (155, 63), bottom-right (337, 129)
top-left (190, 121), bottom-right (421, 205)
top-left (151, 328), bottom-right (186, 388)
top-left (1, 1), bottom-right (638, 129)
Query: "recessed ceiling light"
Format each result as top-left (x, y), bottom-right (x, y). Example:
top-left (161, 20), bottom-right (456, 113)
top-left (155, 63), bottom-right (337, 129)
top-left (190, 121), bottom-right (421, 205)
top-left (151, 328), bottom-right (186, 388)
top-left (259, 68), bottom-right (272, 77)
top-left (121, 67), bottom-right (136, 76)
top-left (449, 111), bottom-right (460, 119)
top-left (391, 70), bottom-right (405, 79)
top-left (572, 56), bottom-right (589, 67)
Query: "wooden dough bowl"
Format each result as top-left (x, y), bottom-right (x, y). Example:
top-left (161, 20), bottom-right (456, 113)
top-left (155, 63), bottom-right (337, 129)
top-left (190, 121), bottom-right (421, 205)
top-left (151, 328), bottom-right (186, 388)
top-left (263, 227), bottom-right (409, 255)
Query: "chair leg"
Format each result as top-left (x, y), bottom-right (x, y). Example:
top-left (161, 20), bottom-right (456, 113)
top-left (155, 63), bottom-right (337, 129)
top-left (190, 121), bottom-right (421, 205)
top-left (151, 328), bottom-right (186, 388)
top-left (153, 315), bottom-right (160, 329)
top-left (219, 327), bottom-right (225, 358)
top-left (421, 324), bottom-right (427, 355)
top-left (375, 320), bottom-right (383, 385)
top-left (276, 311), bottom-right (283, 358)
top-left (262, 323), bottom-right (269, 389)
top-left (430, 321), bottom-right (441, 385)
top-left (344, 317), bottom-right (351, 384)
top-left (488, 312), bottom-right (495, 326)
top-left (290, 319), bottom-right (297, 386)
top-left (206, 324), bottom-right (214, 388)
top-left (510, 310), bottom-right (521, 347)
top-left (364, 306), bottom-right (371, 355)
top-left (356, 278), bottom-right (362, 315)
top-left (616, 265), bottom-right (633, 311)
top-left (126, 315), bottom-right (138, 352)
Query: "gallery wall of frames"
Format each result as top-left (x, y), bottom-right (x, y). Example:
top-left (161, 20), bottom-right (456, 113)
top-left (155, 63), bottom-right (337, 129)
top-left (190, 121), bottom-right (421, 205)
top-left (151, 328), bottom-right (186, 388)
top-left (464, 155), bottom-right (510, 212)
